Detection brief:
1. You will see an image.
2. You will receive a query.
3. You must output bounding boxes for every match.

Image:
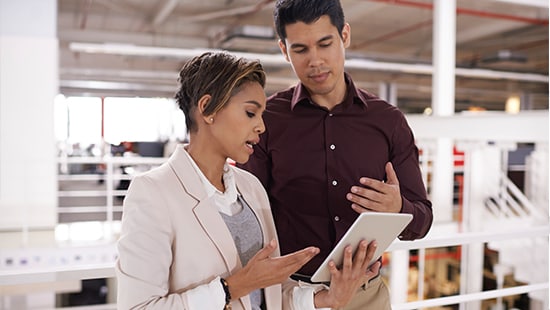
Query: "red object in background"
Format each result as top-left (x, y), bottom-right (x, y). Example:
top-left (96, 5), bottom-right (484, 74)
top-left (122, 141), bottom-right (133, 153)
top-left (454, 146), bottom-right (464, 167)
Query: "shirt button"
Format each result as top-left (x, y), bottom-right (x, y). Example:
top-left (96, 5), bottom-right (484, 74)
top-left (329, 144), bottom-right (335, 150)
top-left (334, 216), bottom-right (340, 221)
top-left (332, 180), bottom-right (338, 186)
top-left (329, 113), bottom-right (333, 117)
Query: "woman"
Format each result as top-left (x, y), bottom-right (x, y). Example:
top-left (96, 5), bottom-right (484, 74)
top-left (116, 51), bottom-right (379, 309)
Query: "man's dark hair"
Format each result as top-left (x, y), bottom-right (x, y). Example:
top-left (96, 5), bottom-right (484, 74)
top-left (273, 0), bottom-right (345, 43)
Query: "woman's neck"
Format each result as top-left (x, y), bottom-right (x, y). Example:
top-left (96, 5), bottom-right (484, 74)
top-left (186, 142), bottom-right (226, 192)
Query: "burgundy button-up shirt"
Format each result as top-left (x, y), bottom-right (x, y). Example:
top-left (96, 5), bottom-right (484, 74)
top-left (238, 73), bottom-right (433, 275)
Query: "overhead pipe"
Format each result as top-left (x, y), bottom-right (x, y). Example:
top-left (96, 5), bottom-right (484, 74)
top-left (368, 0), bottom-right (548, 25)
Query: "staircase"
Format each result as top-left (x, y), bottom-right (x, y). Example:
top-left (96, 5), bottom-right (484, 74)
top-left (483, 172), bottom-right (549, 305)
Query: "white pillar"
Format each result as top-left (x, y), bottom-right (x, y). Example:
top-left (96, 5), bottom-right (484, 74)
top-left (432, 0), bottom-right (456, 116)
top-left (0, 0), bottom-right (58, 232)
top-left (430, 0), bottom-right (456, 223)
top-left (389, 249), bottom-right (410, 305)
top-left (0, 3), bottom-right (59, 307)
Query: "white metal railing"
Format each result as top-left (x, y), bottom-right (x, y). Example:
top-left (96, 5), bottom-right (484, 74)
top-left (502, 172), bottom-right (546, 218)
top-left (387, 225), bottom-right (550, 309)
top-left (1, 226), bottom-right (547, 307)
top-left (57, 156), bottom-right (166, 223)
top-left (47, 139), bottom-right (549, 308)
top-left (392, 283), bottom-right (549, 310)
top-left (484, 172), bottom-right (546, 221)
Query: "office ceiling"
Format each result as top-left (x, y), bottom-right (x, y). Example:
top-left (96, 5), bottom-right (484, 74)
top-left (57, 0), bottom-right (549, 113)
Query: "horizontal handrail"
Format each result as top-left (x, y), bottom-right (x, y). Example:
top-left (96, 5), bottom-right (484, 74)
top-left (57, 156), bottom-right (167, 165)
top-left (392, 283), bottom-right (549, 310)
top-left (388, 225), bottom-right (550, 251)
top-left (57, 206), bottom-right (124, 213)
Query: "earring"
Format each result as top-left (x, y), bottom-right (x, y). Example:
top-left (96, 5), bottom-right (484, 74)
top-left (209, 118), bottom-right (214, 122)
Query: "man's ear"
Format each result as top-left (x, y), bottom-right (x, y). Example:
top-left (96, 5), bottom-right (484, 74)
top-left (278, 39), bottom-right (290, 62)
top-left (342, 23), bottom-right (351, 48)
top-left (198, 94), bottom-right (215, 124)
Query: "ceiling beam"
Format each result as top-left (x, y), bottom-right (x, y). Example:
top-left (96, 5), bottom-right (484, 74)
top-left (152, 0), bottom-right (180, 26)
top-left (489, 0), bottom-right (548, 8)
top-left (68, 42), bottom-right (550, 83)
top-left (182, 1), bottom-right (274, 23)
top-left (59, 29), bottom-right (209, 49)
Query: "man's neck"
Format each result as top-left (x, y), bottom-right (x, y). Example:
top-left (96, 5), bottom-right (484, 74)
top-left (310, 81), bottom-right (348, 111)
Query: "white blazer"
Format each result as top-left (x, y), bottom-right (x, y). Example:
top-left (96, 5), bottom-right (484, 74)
top-left (116, 145), bottom-right (288, 309)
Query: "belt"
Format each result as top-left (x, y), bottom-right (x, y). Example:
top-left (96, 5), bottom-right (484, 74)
top-left (290, 273), bottom-right (330, 286)
top-left (290, 270), bottom-right (381, 288)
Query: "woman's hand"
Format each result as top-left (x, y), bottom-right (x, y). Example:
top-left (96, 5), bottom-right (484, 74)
top-left (313, 240), bottom-right (381, 308)
top-left (226, 239), bottom-right (319, 300)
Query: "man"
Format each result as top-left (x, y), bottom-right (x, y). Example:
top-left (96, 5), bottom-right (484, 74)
top-left (238, 0), bottom-right (433, 308)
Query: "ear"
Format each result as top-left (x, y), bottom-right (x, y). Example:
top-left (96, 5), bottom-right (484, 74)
top-left (198, 94), bottom-right (215, 124)
top-left (342, 23), bottom-right (351, 49)
top-left (278, 39), bottom-right (290, 62)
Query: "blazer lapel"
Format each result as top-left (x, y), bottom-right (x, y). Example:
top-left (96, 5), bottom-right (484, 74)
top-left (168, 146), bottom-right (240, 272)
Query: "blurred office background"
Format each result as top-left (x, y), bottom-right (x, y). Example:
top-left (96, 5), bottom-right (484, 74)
top-left (0, 0), bottom-right (548, 309)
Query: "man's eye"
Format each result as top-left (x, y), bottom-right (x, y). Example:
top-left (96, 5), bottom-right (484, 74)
top-left (320, 42), bottom-right (331, 48)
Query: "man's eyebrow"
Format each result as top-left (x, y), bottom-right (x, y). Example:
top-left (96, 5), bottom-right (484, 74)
top-left (289, 42), bottom-right (307, 49)
top-left (289, 34), bottom-right (334, 49)
top-left (317, 34), bottom-right (334, 43)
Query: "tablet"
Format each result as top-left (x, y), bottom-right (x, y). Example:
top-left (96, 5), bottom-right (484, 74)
top-left (310, 212), bottom-right (413, 283)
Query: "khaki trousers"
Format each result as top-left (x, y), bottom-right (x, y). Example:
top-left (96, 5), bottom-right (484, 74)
top-left (341, 277), bottom-right (391, 310)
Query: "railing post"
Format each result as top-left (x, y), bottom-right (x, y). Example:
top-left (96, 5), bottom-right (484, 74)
top-left (389, 249), bottom-right (410, 305)
top-left (105, 156), bottom-right (114, 240)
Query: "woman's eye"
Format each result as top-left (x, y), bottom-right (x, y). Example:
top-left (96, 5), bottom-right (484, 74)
top-left (246, 111), bottom-right (255, 118)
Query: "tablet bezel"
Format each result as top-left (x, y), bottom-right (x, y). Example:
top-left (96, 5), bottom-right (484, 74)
top-left (310, 212), bottom-right (413, 283)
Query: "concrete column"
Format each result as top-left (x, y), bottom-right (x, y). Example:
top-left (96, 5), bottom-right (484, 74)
top-left (0, 0), bottom-right (58, 232)
top-left (430, 0), bottom-right (456, 223)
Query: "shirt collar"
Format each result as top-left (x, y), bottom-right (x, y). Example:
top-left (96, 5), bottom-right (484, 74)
top-left (183, 148), bottom-right (238, 205)
top-left (290, 72), bottom-right (370, 110)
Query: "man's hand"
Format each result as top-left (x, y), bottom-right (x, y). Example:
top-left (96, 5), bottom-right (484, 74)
top-left (347, 162), bottom-right (402, 214)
